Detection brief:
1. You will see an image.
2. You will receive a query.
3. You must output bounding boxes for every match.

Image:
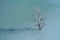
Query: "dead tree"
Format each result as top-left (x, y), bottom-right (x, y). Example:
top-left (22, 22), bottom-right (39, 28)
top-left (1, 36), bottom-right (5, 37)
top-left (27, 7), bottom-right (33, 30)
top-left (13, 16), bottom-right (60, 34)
top-left (32, 7), bottom-right (45, 30)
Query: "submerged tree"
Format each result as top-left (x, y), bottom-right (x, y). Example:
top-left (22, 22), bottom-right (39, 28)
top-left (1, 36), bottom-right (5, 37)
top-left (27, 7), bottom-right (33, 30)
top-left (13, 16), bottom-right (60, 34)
top-left (32, 7), bottom-right (46, 30)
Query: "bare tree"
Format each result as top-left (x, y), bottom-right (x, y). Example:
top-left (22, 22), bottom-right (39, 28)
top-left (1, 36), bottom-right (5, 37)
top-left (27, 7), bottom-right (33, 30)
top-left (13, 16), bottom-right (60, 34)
top-left (32, 7), bottom-right (45, 30)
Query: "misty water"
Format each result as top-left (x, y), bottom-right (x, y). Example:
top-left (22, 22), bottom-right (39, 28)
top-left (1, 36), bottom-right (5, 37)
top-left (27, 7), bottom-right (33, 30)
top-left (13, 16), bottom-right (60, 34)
top-left (0, 29), bottom-right (45, 40)
top-left (0, 0), bottom-right (60, 40)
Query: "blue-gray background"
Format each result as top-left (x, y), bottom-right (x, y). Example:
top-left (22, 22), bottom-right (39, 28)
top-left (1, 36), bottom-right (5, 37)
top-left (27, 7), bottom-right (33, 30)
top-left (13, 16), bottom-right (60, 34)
top-left (0, 0), bottom-right (60, 40)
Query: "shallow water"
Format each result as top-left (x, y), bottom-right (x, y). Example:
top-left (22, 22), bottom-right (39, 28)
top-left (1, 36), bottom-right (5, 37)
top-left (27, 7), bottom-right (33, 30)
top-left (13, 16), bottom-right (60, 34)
top-left (0, 29), bottom-right (44, 40)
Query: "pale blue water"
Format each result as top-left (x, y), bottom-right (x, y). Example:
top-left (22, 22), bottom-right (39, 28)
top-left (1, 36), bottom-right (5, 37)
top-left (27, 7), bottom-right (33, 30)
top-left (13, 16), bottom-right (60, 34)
top-left (0, 0), bottom-right (60, 40)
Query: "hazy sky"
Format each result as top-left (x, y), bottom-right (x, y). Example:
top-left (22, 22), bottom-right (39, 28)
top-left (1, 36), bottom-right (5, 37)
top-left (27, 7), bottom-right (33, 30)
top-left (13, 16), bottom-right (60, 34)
top-left (0, 0), bottom-right (48, 29)
top-left (0, 0), bottom-right (60, 40)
